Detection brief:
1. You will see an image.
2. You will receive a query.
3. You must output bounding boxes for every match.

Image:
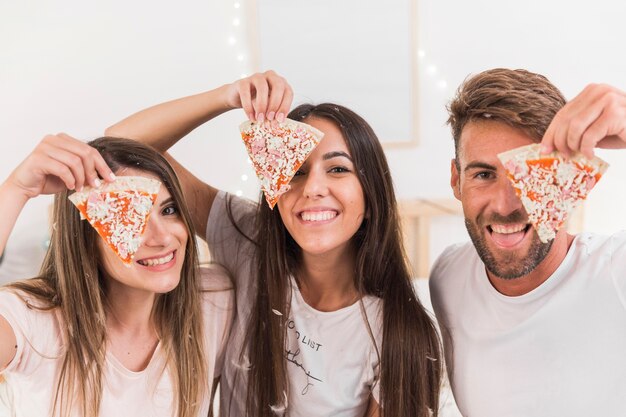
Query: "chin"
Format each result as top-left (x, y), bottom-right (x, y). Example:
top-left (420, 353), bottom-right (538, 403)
top-left (153, 276), bottom-right (182, 294)
top-left (467, 220), bottom-right (552, 280)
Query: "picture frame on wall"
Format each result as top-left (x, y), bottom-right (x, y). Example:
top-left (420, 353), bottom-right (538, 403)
top-left (249, 0), bottom-right (419, 148)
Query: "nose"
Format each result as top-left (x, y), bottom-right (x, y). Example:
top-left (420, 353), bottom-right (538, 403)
top-left (492, 175), bottom-right (524, 217)
top-left (141, 214), bottom-right (173, 247)
top-left (302, 168), bottom-right (329, 199)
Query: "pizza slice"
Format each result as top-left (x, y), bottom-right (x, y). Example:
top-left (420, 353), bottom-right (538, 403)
top-left (68, 176), bottom-right (162, 265)
top-left (497, 144), bottom-right (609, 243)
top-left (240, 118), bottom-right (324, 208)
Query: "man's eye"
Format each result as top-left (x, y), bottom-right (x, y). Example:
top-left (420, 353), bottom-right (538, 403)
top-left (474, 171), bottom-right (494, 180)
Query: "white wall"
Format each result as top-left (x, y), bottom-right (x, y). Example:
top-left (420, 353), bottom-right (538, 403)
top-left (1, 0), bottom-right (625, 281)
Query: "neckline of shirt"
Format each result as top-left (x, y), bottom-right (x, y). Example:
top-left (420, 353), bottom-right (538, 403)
top-left (105, 342), bottom-right (163, 378)
top-left (289, 276), bottom-right (374, 316)
top-left (477, 234), bottom-right (582, 303)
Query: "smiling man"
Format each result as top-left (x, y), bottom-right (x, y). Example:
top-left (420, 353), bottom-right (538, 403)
top-left (429, 68), bottom-right (626, 417)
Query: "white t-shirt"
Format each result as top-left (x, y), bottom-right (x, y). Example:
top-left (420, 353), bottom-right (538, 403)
top-left (207, 191), bottom-right (382, 417)
top-left (0, 266), bottom-right (234, 417)
top-left (430, 232), bottom-right (626, 417)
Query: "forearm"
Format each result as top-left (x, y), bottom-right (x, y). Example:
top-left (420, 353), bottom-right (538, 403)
top-left (105, 83), bottom-right (236, 152)
top-left (0, 180), bottom-right (30, 256)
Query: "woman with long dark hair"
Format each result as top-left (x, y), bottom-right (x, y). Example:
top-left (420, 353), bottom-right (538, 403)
top-left (107, 71), bottom-right (442, 417)
top-left (0, 135), bottom-right (233, 416)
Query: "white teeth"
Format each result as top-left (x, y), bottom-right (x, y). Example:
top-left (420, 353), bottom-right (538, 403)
top-left (301, 211), bottom-right (337, 222)
top-left (491, 224), bottom-right (527, 234)
top-left (138, 252), bottom-right (174, 267)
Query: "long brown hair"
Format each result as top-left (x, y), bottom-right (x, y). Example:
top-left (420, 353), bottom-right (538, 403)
top-left (243, 104), bottom-right (442, 416)
top-left (5, 137), bottom-right (207, 417)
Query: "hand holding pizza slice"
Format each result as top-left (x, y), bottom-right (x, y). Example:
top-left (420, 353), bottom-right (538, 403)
top-left (498, 144), bottom-right (609, 243)
top-left (68, 176), bottom-right (161, 265)
top-left (240, 118), bottom-right (324, 208)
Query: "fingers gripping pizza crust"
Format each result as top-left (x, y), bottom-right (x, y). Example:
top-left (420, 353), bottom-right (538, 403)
top-left (497, 144), bottom-right (609, 243)
top-left (68, 176), bottom-right (162, 265)
top-left (240, 119), bottom-right (324, 208)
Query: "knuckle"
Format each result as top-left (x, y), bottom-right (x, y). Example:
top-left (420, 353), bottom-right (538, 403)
top-left (605, 91), bottom-right (620, 108)
top-left (87, 147), bottom-right (101, 159)
top-left (569, 119), bottom-right (584, 135)
top-left (68, 154), bottom-right (82, 168)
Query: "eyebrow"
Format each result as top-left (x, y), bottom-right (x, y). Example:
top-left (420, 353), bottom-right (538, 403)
top-left (464, 161), bottom-right (498, 173)
top-left (323, 151), bottom-right (353, 162)
top-left (159, 197), bottom-right (175, 207)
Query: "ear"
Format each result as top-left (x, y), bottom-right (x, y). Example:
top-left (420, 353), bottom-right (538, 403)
top-left (451, 159), bottom-right (461, 201)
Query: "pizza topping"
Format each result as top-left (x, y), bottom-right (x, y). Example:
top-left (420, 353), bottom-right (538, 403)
top-left (69, 176), bottom-right (161, 265)
top-left (240, 119), bottom-right (324, 208)
top-left (498, 144), bottom-right (609, 242)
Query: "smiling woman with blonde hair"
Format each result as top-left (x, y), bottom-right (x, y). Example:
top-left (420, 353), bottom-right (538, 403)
top-left (0, 135), bottom-right (233, 417)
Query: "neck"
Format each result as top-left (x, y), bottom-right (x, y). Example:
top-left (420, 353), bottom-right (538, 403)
top-left (297, 246), bottom-right (359, 312)
top-left (105, 282), bottom-right (156, 336)
top-left (104, 281), bottom-right (160, 372)
top-left (488, 232), bottom-right (575, 296)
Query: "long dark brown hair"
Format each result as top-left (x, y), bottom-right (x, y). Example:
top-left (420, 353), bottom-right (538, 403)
top-left (5, 137), bottom-right (207, 417)
top-left (242, 104), bottom-right (442, 416)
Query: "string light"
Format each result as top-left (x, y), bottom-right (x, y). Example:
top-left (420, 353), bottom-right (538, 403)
top-left (228, 1), bottom-right (257, 198)
top-left (417, 47), bottom-right (450, 93)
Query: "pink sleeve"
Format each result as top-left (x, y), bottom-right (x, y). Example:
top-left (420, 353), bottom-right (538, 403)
top-left (0, 289), bottom-right (62, 375)
top-left (0, 290), bottom-right (31, 373)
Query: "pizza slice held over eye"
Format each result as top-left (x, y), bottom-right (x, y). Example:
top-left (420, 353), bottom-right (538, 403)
top-left (497, 144), bottom-right (609, 243)
top-left (240, 119), bottom-right (324, 208)
top-left (68, 176), bottom-right (161, 265)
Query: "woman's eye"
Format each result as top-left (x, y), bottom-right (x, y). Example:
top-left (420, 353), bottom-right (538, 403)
top-left (162, 205), bottom-right (179, 216)
top-left (329, 166), bottom-right (350, 174)
top-left (293, 169), bottom-right (305, 177)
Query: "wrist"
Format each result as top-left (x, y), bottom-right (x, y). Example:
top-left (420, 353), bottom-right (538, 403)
top-left (0, 179), bottom-right (31, 206)
top-left (215, 83), bottom-right (239, 111)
